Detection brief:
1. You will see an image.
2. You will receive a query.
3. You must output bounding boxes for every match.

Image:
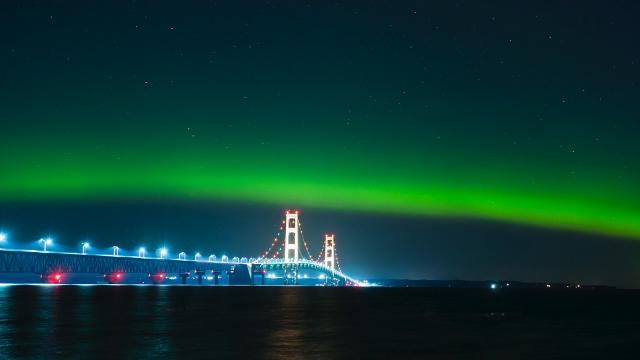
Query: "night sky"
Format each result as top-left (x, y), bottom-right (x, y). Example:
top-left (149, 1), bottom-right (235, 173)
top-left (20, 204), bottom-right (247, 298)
top-left (1, 1), bottom-right (640, 286)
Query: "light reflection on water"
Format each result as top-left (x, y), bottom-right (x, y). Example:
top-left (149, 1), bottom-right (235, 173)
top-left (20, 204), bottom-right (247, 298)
top-left (1, 285), bottom-right (640, 359)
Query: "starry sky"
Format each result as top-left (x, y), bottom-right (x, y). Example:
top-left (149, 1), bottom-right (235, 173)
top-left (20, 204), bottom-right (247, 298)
top-left (1, 1), bottom-right (640, 286)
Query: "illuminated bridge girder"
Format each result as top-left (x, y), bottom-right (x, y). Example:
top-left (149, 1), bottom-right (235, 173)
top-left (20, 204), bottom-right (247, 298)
top-left (0, 250), bottom-right (250, 283)
top-left (254, 262), bottom-right (349, 285)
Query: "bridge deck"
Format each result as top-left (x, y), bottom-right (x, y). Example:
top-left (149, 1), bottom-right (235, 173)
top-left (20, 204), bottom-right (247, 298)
top-left (0, 249), bottom-right (358, 285)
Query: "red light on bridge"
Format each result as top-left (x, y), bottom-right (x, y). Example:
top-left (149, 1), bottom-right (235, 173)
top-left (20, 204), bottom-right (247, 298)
top-left (106, 272), bottom-right (125, 284)
top-left (45, 272), bottom-right (63, 284)
top-left (148, 273), bottom-right (166, 284)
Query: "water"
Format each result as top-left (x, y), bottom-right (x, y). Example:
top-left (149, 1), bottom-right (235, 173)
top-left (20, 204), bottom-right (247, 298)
top-left (1, 286), bottom-right (639, 359)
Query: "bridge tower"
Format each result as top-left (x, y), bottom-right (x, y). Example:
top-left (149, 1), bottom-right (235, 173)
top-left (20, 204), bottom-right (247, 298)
top-left (324, 234), bottom-right (335, 270)
top-left (284, 210), bottom-right (299, 263)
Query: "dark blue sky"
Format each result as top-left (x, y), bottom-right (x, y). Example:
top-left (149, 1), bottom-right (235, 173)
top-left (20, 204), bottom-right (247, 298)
top-left (1, 1), bottom-right (640, 287)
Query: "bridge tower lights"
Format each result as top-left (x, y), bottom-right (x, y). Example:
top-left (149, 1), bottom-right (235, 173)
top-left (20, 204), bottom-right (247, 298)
top-left (82, 242), bottom-right (90, 255)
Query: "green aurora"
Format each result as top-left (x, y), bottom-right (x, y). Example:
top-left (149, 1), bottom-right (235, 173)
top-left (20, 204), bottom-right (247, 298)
top-left (1, 2), bottom-right (639, 239)
top-left (2, 119), bottom-right (639, 239)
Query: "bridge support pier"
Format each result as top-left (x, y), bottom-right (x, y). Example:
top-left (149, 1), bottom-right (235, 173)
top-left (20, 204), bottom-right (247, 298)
top-left (212, 271), bottom-right (220, 285)
top-left (283, 266), bottom-right (298, 285)
top-left (195, 270), bottom-right (205, 285)
top-left (251, 268), bottom-right (265, 285)
top-left (180, 273), bottom-right (190, 284)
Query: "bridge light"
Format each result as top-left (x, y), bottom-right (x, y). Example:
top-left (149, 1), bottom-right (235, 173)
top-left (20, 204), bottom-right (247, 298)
top-left (159, 247), bottom-right (168, 259)
top-left (0, 232), bottom-right (6, 243)
top-left (195, 252), bottom-right (201, 261)
top-left (39, 237), bottom-right (53, 252)
top-left (178, 251), bottom-right (186, 260)
top-left (139, 247), bottom-right (146, 258)
top-left (81, 242), bottom-right (90, 255)
top-left (112, 246), bottom-right (119, 256)
top-left (490, 283), bottom-right (497, 290)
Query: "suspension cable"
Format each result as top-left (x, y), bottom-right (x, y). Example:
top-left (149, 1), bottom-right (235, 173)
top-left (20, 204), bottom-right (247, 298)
top-left (298, 219), bottom-right (315, 261)
top-left (334, 242), bottom-right (343, 273)
top-left (315, 242), bottom-right (325, 263)
top-left (256, 217), bottom-right (286, 263)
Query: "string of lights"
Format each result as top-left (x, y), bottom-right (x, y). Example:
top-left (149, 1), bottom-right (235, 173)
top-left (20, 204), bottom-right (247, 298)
top-left (298, 219), bottom-right (315, 261)
top-left (334, 242), bottom-right (343, 273)
top-left (271, 218), bottom-right (286, 261)
top-left (257, 217), bottom-right (286, 263)
top-left (315, 243), bottom-right (325, 263)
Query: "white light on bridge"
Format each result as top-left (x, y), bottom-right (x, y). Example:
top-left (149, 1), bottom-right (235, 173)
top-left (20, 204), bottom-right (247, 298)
top-left (159, 247), bottom-right (168, 259)
top-left (112, 246), bottom-right (120, 256)
top-left (139, 247), bottom-right (146, 258)
top-left (195, 252), bottom-right (201, 261)
top-left (178, 252), bottom-right (186, 260)
top-left (208, 254), bottom-right (216, 262)
top-left (318, 274), bottom-right (325, 280)
top-left (39, 237), bottom-right (53, 252)
top-left (0, 232), bottom-right (6, 243)
top-left (82, 242), bottom-right (90, 255)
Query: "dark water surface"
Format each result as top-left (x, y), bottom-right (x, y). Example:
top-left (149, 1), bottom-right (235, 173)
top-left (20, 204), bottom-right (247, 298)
top-left (1, 286), bottom-right (639, 359)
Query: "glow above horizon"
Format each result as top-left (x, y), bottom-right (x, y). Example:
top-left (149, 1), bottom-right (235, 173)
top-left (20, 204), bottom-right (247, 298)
top-left (1, 2), bottom-right (639, 240)
top-left (1, 132), bottom-right (639, 239)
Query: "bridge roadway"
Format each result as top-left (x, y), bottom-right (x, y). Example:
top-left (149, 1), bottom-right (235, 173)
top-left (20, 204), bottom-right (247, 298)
top-left (0, 249), bottom-right (359, 285)
top-left (254, 259), bottom-right (357, 285)
top-left (0, 249), bottom-right (251, 284)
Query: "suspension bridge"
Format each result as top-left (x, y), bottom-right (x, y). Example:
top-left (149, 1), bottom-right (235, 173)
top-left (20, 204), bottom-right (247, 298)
top-left (0, 210), bottom-right (362, 286)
